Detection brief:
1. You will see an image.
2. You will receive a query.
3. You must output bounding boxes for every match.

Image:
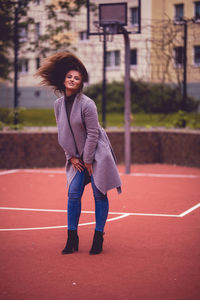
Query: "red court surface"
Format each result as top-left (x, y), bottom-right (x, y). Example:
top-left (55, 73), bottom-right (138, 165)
top-left (0, 164), bottom-right (200, 300)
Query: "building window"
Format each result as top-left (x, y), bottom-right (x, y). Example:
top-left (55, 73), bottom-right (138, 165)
top-left (79, 31), bottom-right (88, 41)
top-left (33, 0), bottom-right (40, 5)
top-left (130, 49), bottom-right (137, 66)
top-left (19, 59), bottom-right (29, 74)
top-left (106, 50), bottom-right (120, 67)
top-left (35, 90), bottom-right (41, 97)
top-left (130, 7), bottom-right (139, 25)
top-left (19, 25), bottom-right (28, 42)
top-left (35, 23), bottom-right (40, 40)
top-left (174, 47), bottom-right (184, 67)
top-left (36, 57), bottom-right (40, 69)
top-left (194, 46), bottom-right (200, 65)
top-left (174, 4), bottom-right (184, 22)
top-left (194, 2), bottom-right (200, 20)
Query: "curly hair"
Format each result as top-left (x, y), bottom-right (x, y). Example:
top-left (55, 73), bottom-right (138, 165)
top-left (36, 52), bottom-right (88, 94)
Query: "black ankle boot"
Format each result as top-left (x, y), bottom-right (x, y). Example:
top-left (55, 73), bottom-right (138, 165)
top-left (89, 230), bottom-right (104, 255)
top-left (62, 230), bottom-right (79, 254)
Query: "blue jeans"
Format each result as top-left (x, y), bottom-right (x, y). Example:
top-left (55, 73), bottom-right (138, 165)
top-left (67, 169), bottom-right (109, 232)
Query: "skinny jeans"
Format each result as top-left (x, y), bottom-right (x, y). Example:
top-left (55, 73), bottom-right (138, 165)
top-left (67, 169), bottom-right (109, 232)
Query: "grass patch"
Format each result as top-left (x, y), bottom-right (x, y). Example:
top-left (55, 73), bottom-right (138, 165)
top-left (20, 109), bottom-right (56, 126)
top-left (101, 112), bottom-right (200, 129)
top-left (0, 108), bottom-right (56, 127)
top-left (0, 108), bottom-right (200, 129)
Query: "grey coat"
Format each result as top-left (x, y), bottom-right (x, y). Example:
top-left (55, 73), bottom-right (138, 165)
top-left (54, 93), bottom-right (121, 194)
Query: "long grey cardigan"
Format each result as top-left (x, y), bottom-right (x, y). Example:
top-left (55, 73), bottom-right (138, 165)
top-left (54, 92), bottom-right (121, 195)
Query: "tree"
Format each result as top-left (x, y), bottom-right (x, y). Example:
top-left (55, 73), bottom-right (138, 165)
top-left (0, 1), bottom-right (16, 80)
top-left (0, 0), bottom-right (87, 80)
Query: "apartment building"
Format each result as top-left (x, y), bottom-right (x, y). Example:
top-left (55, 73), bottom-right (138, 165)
top-left (150, 0), bottom-right (200, 100)
top-left (0, 0), bottom-right (199, 108)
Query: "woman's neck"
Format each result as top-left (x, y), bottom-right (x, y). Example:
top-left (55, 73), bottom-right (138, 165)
top-left (65, 92), bottom-right (77, 101)
top-left (65, 89), bottom-right (78, 97)
top-left (65, 91), bottom-right (72, 97)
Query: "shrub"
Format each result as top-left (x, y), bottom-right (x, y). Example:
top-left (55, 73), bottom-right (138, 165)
top-left (85, 80), bottom-right (198, 113)
top-left (84, 81), bottom-right (124, 113)
top-left (0, 107), bottom-right (26, 125)
top-left (0, 108), bottom-right (13, 124)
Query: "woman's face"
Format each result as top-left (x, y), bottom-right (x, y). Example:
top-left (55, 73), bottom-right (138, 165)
top-left (64, 70), bottom-right (82, 95)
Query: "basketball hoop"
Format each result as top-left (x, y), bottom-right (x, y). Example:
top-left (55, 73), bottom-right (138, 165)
top-left (95, 21), bottom-right (122, 42)
top-left (86, 0), bottom-right (141, 173)
top-left (104, 23), bottom-right (121, 42)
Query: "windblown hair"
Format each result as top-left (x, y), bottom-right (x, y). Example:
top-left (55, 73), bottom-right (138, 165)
top-left (36, 52), bottom-right (88, 94)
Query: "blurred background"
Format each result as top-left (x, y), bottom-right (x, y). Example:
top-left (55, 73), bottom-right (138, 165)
top-left (0, 0), bottom-right (200, 130)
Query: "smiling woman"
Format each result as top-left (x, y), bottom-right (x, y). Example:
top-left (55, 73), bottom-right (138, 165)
top-left (64, 70), bottom-right (82, 96)
top-left (35, 51), bottom-right (121, 256)
top-left (35, 52), bottom-right (88, 94)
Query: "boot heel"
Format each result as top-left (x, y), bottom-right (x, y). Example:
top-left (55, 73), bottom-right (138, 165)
top-left (74, 240), bottom-right (79, 252)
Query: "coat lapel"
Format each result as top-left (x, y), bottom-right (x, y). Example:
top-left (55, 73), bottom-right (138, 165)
top-left (69, 93), bottom-right (81, 124)
top-left (70, 93), bottom-right (87, 157)
top-left (57, 96), bottom-right (77, 156)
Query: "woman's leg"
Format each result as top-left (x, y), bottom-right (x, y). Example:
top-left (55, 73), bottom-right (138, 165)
top-left (67, 169), bottom-right (86, 230)
top-left (91, 176), bottom-right (109, 232)
top-left (62, 170), bottom-right (86, 254)
top-left (90, 176), bottom-right (109, 255)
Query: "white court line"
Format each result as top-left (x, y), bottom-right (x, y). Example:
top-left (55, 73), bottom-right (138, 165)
top-left (125, 212), bottom-right (179, 218)
top-left (0, 170), bottom-right (20, 176)
top-left (0, 213), bottom-right (130, 232)
top-left (0, 204), bottom-right (199, 231)
top-left (179, 203), bottom-right (200, 217)
top-left (119, 172), bottom-right (200, 178)
top-left (0, 207), bottom-right (127, 215)
top-left (0, 206), bottom-right (180, 218)
top-left (1, 169), bottom-right (200, 178)
top-left (0, 203), bottom-right (199, 218)
top-left (0, 225), bottom-right (67, 231)
top-left (0, 207), bottom-right (67, 213)
top-left (131, 173), bottom-right (200, 179)
top-left (23, 169), bottom-right (65, 174)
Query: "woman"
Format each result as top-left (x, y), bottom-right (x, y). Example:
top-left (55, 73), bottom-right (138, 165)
top-left (36, 52), bottom-right (121, 255)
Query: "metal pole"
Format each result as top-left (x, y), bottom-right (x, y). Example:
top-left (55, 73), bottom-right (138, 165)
top-left (102, 27), bottom-right (107, 128)
top-left (138, 0), bottom-right (141, 34)
top-left (182, 20), bottom-right (187, 111)
top-left (123, 29), bottom-right (131, 174)
top-left (14, 0), bottom-right (19, 125)
top-left (86, 0), bottom-right (90, 38)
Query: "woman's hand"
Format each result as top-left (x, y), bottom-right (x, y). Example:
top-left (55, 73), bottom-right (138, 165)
top-left (84, 163), bottom-right (93, 176)
top-left (70, 157), bottom-right (84, 172)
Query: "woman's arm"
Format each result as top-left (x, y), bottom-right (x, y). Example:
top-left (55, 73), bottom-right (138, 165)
top-left (84, 162), bottom-right (93, 176)
top-left (82, 101), bottom-right (99, 165)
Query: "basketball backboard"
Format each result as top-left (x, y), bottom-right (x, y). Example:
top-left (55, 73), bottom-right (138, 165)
top-left (99, 3), bottom-right (127, 27)
top-left (87, 0), bottom-right (141, 36)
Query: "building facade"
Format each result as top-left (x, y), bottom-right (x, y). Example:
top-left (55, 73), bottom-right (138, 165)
top-left (0, 0), bottom-right (200, 108)
top-left (150, 0), bottom-right (200, 101)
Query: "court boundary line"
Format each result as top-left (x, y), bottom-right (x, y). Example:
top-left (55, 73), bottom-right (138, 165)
top-left (0, 213), bottom-right (130, 232)
top-left (0, 169), bottom-right (200, 178)
top-left (1, 203), bottom-right (199, 217)
top-left (0, 203), bottom-right (199, 232)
